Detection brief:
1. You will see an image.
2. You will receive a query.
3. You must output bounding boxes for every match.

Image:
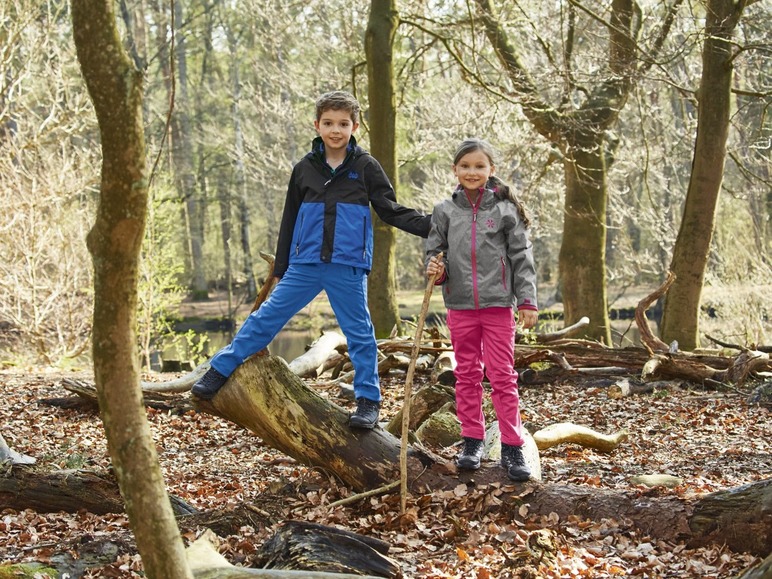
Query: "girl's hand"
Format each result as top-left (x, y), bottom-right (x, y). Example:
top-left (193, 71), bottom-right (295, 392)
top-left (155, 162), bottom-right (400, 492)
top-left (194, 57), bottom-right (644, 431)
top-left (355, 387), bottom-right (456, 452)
top-left (427, 255), bottom-right (445, 279)
top-left (518, 309), bottom-right (538, 330)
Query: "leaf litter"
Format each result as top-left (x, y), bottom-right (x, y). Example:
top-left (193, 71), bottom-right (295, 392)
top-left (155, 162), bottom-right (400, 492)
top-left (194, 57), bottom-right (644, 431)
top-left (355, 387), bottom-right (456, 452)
top-left (0, 368), bottom-right (768, 578)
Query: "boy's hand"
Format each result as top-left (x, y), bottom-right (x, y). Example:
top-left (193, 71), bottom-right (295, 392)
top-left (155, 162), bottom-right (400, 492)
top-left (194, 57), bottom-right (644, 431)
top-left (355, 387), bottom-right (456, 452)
top-left (426, 255), bottom-right (445, 279)
top-left (518, 309), bottom-right (538, 330)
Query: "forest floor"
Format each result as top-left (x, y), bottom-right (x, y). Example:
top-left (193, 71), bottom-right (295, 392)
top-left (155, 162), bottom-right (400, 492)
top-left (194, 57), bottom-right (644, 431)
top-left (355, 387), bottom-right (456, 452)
top-left (1, 358), bottom-right (769, 577)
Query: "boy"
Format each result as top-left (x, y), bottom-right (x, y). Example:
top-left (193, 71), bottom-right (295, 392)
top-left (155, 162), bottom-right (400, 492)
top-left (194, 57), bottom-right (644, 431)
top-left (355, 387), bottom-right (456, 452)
top-left (192, 90), bottom-right (431, 429)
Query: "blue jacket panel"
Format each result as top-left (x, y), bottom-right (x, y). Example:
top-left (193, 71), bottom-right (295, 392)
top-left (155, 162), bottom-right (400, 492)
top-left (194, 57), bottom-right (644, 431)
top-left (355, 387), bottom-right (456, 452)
top-left (274, 136), bottom-right (430, 277)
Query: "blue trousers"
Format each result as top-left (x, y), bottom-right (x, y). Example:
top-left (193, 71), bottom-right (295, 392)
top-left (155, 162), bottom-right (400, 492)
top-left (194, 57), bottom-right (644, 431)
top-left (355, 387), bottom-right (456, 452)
top-left (209, 263), bottom-right (380, 402)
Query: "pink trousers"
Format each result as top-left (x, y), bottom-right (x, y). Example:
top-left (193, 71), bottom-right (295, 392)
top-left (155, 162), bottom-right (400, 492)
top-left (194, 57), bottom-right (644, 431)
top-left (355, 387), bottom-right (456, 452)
top-left (446, 307), bottom-right (525, 447)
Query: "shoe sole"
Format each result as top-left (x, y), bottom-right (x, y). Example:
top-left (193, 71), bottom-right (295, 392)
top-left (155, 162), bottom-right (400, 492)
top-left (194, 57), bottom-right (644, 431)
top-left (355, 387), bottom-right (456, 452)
top-left (191, 387), bottom-right (216, 400)
top-left (349, 419), bottom-right (377, 429)
top-left (506, 467), bottom-right (531, 482)
top-left (457, 458), bottom-right (481, 470)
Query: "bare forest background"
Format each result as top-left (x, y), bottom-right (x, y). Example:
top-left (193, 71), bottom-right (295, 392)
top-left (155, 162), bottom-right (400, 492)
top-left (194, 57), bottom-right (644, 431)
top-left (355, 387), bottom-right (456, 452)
top-left (1, 0), bottom-right (770, 370)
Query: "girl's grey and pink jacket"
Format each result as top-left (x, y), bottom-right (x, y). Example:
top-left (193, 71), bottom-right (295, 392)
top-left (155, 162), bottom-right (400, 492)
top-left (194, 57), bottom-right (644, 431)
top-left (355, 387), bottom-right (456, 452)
top-left (426, 184), bottom-right (538, 313)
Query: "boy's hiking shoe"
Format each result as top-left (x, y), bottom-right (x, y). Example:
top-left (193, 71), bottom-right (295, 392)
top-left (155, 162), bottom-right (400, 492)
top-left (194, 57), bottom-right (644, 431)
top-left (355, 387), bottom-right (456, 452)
top-left (501, 443), bottom-right (531, 481)
top-left (349, 397), bottom-right (380, 429)
top-left (457, 437), bottom-right (485, 470)
top-left (191, 367), bottom-right (228, 400)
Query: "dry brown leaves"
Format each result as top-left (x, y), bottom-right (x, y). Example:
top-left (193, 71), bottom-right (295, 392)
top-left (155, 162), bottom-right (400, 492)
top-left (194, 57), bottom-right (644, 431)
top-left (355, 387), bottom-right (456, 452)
top-left (0, 368), bottom-right (768, 578)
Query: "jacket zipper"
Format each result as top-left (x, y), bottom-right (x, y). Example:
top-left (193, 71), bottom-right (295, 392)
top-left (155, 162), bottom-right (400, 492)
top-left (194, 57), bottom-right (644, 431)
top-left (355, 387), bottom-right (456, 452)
top-left (295, 214), bottom-right (305, 256)
top-left (362, 216), bottom-right (367, 259)
top-left (467, 189), bottom-right (483, 309)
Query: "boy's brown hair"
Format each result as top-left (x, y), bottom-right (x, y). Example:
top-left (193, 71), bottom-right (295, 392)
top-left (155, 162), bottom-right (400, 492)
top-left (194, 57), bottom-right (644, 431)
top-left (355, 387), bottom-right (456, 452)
top-left (315, 91), bottom-right (360, 123)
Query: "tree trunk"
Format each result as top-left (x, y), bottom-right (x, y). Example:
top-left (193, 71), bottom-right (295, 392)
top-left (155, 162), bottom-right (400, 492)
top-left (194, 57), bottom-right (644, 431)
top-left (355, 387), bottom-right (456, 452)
top-left (171, 0), bottom-right (208, 299)
top-left (365, 0), bottom-right (401, 339)
top-left (71, 2), bottom-right (192, 577)
top-left (660, 0), bottom-right (745, 350)
top-left (559, 136), bottom-right (612, 344)
top-left (228, 33), bottom-right (257, 301)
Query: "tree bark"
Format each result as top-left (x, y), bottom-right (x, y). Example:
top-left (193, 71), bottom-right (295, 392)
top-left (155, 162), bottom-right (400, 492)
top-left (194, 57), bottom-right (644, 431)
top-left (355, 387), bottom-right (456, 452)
top-left (660, 0), bottom-right (746, 350)
top-left (71, 2), bottom-right (192, 577)
top-left (366, 0), bottom-right (402, 339)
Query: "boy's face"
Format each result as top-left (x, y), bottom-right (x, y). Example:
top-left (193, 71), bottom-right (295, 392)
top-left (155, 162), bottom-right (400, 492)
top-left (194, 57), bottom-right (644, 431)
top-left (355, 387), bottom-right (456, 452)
top-left (314, 108), bottom-right (359, 157)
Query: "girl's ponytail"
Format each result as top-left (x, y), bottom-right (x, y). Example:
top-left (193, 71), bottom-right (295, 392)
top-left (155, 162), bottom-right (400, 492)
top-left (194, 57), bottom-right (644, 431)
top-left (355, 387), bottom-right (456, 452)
top-left (488, 176), bottom-right (530, 228)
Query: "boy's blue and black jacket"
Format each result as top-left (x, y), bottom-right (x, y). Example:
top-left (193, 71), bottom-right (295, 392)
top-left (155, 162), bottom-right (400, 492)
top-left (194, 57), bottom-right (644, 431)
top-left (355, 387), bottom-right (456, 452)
top-left (273, 136), bottom-right (431, 278)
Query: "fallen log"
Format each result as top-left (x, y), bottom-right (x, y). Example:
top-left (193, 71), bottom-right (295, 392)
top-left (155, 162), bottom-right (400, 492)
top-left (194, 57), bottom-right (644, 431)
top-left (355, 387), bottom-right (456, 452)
top-left (430, 350), bottom-right (456, 385)
top-left (287, 331), bottom-right (347, 378)
top-left (523, 478), bottom-right (771, 557)
top-left (527, 316), bottom-right (590, 344)
top-left (0, 467), bottom-right (125, 515)
top-left (606, 379), bottom-right (676, 399)
top-left (0, 466), bottom-right (198, 516)
top-left (736, 551), bottom-right (772, 579)
top-left (188, 529), bottom-right (384, 578)
top-left (531, 423), bottom-right (628, 453)
top-left (255, 521), bottom-right (399, 578)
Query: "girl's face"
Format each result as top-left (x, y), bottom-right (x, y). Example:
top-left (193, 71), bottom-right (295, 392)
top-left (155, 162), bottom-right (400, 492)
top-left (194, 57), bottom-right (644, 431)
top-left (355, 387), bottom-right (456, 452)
top-left (453, 150), bottom-right (495, 193)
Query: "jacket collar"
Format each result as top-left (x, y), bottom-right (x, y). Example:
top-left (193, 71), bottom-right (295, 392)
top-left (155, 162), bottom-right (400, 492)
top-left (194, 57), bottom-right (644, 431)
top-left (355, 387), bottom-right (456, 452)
top-left (451, 184), bottom-right (498, 210)
top-left (311, 134), bottom-right (360, 162)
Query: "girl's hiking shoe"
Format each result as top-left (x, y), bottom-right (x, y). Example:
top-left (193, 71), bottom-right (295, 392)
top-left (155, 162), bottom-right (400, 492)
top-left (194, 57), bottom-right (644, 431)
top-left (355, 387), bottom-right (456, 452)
top-left (349, 397), bottom-right (380, 429)
top-left (457, 437), bottom-right (485, 470)
top-left (191, 367), bottom-right (228, 400)
top-left (501, 443), bottom-right (531, 481)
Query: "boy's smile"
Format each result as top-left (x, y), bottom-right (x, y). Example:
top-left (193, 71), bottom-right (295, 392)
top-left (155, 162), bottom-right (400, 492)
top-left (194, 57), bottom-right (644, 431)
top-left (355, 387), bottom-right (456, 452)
top-left (314, 109), bottom-right (359, 164)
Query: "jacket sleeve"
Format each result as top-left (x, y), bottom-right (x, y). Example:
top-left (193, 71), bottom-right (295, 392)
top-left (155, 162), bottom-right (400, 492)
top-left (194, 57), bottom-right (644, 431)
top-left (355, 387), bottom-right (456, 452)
top-left (273, 164), bottom-right (305, 278)
top-left (425, 203), bottom-right (449, 284)
top-left (364, 156), bottom-right (432, 238)
top-left (504, 204), bottom-right (538, 311)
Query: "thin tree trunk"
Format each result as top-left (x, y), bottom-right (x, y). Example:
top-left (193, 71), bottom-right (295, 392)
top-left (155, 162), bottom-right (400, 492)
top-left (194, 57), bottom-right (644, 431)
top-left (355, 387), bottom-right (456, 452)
top-left (228, 34), bottom-right (257, 301)
top-left (171, 0), bottom-right (208, 299)
top-left (660, 0), bottom-right (745, 350)
top-left (71, 2), bottom-right (192, 577)
top-left (366, 0), bottom-right (401, 338)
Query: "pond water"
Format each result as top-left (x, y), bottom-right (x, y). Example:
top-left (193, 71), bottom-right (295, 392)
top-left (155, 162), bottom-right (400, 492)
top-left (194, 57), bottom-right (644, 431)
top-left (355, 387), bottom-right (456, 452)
top-left (158, 316), bottom-right (651, 372)
top-left (159, 327), bottom-right (318, 372)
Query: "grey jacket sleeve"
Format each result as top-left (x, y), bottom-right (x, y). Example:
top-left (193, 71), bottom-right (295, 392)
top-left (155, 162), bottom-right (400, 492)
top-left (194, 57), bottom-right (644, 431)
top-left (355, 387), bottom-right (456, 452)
top-left (504, 206), bottom-right (538, 310)
top-left (425, 204), bottom-right (449, 280)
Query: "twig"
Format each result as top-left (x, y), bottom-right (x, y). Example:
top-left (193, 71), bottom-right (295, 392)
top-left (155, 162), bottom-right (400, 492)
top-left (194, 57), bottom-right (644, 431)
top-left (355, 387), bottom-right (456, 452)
top-left (328, 480), bottom-right (399, 508)
top-left (400, 253), bottom-right (442, 514)
top-left (635, 271), bottom-right (675, 353)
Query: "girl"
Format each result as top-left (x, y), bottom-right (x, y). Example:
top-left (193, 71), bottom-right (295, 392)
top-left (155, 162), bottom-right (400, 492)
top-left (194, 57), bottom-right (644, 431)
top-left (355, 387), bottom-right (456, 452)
top-left (426, 138), bottom-right (537, 481)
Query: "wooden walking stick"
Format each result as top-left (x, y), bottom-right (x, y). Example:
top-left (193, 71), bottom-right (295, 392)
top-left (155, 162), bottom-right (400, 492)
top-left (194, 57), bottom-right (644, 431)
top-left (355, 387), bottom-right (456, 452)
top-left (250, 251), bottom-right (277, 313)
top-left (400, 252), bottom-right (443, 514)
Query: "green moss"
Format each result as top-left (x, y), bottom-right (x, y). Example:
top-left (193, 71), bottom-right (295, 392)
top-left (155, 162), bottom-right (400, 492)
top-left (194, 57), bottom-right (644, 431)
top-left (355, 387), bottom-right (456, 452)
top-left (0, 563), bottom-right (58, 578)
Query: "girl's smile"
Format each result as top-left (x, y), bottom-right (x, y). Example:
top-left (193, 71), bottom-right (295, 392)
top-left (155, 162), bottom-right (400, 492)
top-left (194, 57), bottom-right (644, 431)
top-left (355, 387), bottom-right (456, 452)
top-left (453, 150), bottom-right (495, 193)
